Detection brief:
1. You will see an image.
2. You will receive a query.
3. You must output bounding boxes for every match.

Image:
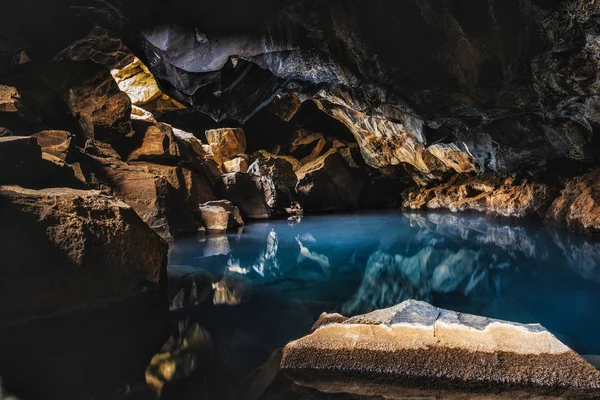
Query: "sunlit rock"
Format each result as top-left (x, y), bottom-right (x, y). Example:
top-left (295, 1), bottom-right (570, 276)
top-left (223, 156), bottom-right (249, 173)
top-left (404, 174), bottom-right (553, 218)
top-left (111, 57), bottom-right (162, 105)
top-left (206, 127), bottom-right (246, 161)
top-left (0, 186), bottom-right (167, 321)
top-left (31, 130), bottom-right (75, 161)
top-left (296, 149), bottom-right (366, 212)
top-left (198, 200), bottom-right (244, 233)
top-left (124, 121), bottom-right (183, 162)
top-left (282, 300), bottom-right (600, 399)
top-left (546, 170), bottom-right (600, 234)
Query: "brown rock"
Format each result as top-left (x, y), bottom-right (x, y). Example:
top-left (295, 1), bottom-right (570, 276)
top-left (404, 174), bottom-right (553, 218)
top-left (296, 149), bottom-right (366, 212)
top-left (111, 57), bottom-right (162, 105)
top-left (198, 200), bottom-right (244, 233)
top-left (124, 121), bottom-right (183, 163)
top-left (248, 153), bottom-right (298, 215)
top-left (81, 152), bottom-right (215, 240)
top-left (289, 129), bottom-right (328, 164)
top-left (31, 130), bottom-right (75, 161)
top-left (267, 92), bottom-right (303, 121)
top-left (206, 127), bottom-right (246, 160)
top-left (0, 186), bottom-right (167, 322)
top-left (219, 173), bottom-right (271, 219)
top-left (281, 300), bottom-right (600, 399)
top-left (546, 169), bottom-right (600, 234)
top-left (223, 156), bottom-right (249, 173)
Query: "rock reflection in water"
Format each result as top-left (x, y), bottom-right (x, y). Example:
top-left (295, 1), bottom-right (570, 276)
top-left (169, 211), bottom-right (600, 365)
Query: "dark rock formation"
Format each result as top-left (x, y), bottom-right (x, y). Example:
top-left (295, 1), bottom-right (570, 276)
top-left (219, 172), bottom-right (271, 219)
top-left (0, 185), bottom-right (167, 321)
top-left (198, 200), bottom-right (244, 233)
top-left (282, 300), bottom-right (600, 399)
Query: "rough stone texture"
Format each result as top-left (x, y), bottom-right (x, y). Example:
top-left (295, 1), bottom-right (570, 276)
top-left (223, 156), bottom-right (249, 173)
top-left (219, 172), bottom-right (271, 219)
top-left (1, 61), bottom-right (132, 141)
top-left (198, 200), bottom-right (244, 233)
top-left (296, 149), bottom-right (366, 212)
top-left (31, 130), bottom-right (75, 161)
top-left (546, 170), bottom-right (600, 234)
top-left (248, 153), bottom-right (298, 215)
top-left (281, 300), bottom-right (600, 399)
top-left (111, 57), bottom-right (162, 105)
top-left (206, 128), bottom-right (247, 161)
top-left (123, 120), bottom-right (183, 163)
top-left (404, 174), bottom-right (554, 218)
top-left (0, 136), bottom-right (81, 189)
top-left (81, 150), bottom-right (215, 240)
top-left (0, 186), bottom-right (168, 322)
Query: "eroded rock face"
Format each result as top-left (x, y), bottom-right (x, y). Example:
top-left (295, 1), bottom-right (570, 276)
top-left (248, 153), bottom-right (298, 215)
top-left (206, 127), bottom-right (247, 161)
top-left (219, 172), bottom-right (271, 219)
top-left (198, 200), bottom-right (244, 233)
top-left (282, 299), bottom-right (600, 399)
top-left (0, 186), bottom-right (168, 321)
top-left (546, 170), bottom-right (600, 234)
top-left (296, 149), bottom-right (366, 212)
top-left (404, 174), bottom-right (554, 218)
top-left (31, 130), bottom-right (75, 161)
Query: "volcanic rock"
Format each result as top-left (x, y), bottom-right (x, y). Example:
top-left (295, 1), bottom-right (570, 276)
top-left (31, 130), bottom-right (75, 161)
top-left (248, 153), bottom-right (298, 215)
top-left (546, 170), bottom-right (600, 234)
top-left (206, 127), bottom-right (246, 161)
top-left (198, 200), bottom-right (244, 233)
top-left (404, 174), bottom-right (554, 218)
top-left (0, 186), bottom-right (168, 321)
top-left (281, 299), bottom-right (600, 399)
top-left (296, 149), bottom-right (366, 212)
top-left (219, 172), bottom-right (271, 219)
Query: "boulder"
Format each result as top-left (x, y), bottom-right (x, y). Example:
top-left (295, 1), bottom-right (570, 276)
top-left (31, 130), bottom-right (75, 161)
top-left (198, 200), bottom-right (244, 233)
top-left (81, 151), bottom-right (215, 240)
top-left (205, 127), bottom-right (246, 160)
top-left (111, 57), bottom-right (162, 105)
top-left (219, 173), bottom-right (271, 219)
top-left (296, 149), bottom-right (366, 212)
top-left (404, 174), bottom-right (554, 218)
top-left (248, 154), bottom-right (298, 215)
top-left (0, 186), bottom-right (168, 322)
top-left (546, 170), bottom-right (600, 234)
top-left (223, 156), bottom-right (249, 173)
top-left (123, 120), bottom-right (183, 163)
top-left (267, 92), bottom-right (303, 122)
top-left (282, 299), bottom-right (600, 399)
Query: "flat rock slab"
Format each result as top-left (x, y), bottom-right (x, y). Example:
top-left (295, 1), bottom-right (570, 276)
top-left (281, 300), bottom-right (600, 399)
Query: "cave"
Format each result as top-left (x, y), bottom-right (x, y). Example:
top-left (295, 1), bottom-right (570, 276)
top-left (1, 0), bottom-right (600, 399)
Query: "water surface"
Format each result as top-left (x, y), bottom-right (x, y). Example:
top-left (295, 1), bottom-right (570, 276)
top-left (168, 211), bottom-right (600, 386)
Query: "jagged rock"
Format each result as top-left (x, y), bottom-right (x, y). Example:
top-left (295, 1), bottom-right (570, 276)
top-left (31, 130), bottom-right (75, 161)
top-left (206, 128), bottom-right (246, 161)
top-left (131, 105), bottom-right (157, 122)
top-left (111, 57), bottom-right (162, 105)
top-left (289, 129), bottom-right (328, 164)
top-left (123, 120), bottom-right (183, 163)
top-left (223, 156), bottom-right (249, 173)
top-left (1, 61), bottom-right (132, 141)
top-left (296, 149), bottom-right (366, 212)
top-left (257, 150), bottom-right (302, 172)
top-left (0, 186), bottom-right (168, 321)
top-left (267, 92), bottom-right (303, 121)
top-left (248, 153), bottom-right (298, 215)
top-left (198, 200), bottom-right (244, 233)
top-left (0, 136), bottom-right (80, 188)
top-left (281, 299), bottom-right (600, 399)
top-left (81, 151), bottom-right (215, 240)
top-left (404, 174), bottom-right (554, 218)
top-left (219, 173), bottom-right (271, 219)
top-left (546, 170), bottom-right (600, 234)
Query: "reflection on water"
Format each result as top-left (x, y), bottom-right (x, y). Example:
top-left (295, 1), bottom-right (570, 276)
top-left (169, 211), bottom-right (600, 381)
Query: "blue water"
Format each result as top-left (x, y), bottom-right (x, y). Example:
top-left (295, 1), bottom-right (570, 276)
top-left (168, 211), bottom-right (600, 376)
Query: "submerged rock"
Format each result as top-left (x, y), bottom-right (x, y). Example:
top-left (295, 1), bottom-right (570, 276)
top-left (281, 299), bottom-right (600, 399)
top-left (0, 186), bottom-right (167, 321)
top-left (546, 170), bottom-right (600, 234)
